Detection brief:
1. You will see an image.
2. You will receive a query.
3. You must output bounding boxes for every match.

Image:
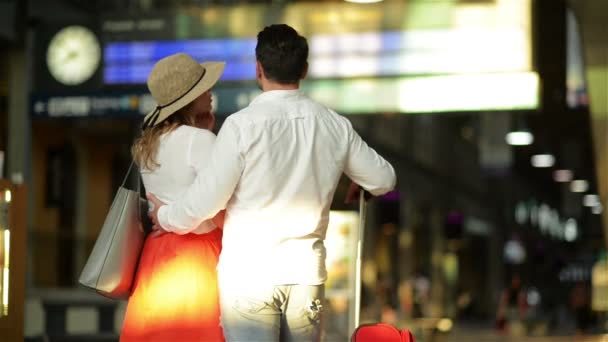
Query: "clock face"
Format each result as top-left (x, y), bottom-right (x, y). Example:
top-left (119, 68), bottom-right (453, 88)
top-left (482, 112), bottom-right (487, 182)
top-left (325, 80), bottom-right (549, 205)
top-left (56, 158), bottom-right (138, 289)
top-left (46, 26), bottom-right (101, 86)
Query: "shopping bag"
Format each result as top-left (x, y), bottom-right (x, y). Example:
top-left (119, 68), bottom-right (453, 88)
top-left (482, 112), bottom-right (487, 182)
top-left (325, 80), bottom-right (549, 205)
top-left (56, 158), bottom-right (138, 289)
top-left (79, 162), bottom-right (148, 299)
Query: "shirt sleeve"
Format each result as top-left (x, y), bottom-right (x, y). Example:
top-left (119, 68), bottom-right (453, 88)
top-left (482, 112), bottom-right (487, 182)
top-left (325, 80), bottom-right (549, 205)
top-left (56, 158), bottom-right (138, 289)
top-left (158, 119), bottom-right (244, 231)
top-left (344, 119), bottom-right (397, 196)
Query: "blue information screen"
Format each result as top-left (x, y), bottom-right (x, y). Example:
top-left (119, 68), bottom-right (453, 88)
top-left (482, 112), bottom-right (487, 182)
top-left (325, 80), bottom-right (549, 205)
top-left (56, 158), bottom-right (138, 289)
top-left (103, 29), bottom-right (532, 85)
top-left (102, 32), bottom-right (410, 84)
top-left (104, 38), bottom-right (257, 84)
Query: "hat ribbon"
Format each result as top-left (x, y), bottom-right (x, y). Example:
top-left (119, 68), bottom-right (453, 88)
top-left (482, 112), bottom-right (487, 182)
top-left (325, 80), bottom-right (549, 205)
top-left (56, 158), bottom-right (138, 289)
top-left (142, 68), bottom-right (207, 129)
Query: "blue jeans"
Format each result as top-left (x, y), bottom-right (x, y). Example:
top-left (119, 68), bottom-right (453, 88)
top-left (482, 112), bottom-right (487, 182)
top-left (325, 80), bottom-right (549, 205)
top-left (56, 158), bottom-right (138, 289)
top-left (218, 274), bottom-right (324, 342)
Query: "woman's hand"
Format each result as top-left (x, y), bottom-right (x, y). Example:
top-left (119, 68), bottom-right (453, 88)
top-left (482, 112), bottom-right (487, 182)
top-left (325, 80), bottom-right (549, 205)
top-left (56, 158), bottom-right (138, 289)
top-left (147, 193), bottom-right (168, 238)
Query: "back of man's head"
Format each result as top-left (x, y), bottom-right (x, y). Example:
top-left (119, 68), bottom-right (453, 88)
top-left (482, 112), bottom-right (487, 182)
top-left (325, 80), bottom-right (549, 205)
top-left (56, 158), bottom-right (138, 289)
top-left (256, 24), bottom-right (309, 84)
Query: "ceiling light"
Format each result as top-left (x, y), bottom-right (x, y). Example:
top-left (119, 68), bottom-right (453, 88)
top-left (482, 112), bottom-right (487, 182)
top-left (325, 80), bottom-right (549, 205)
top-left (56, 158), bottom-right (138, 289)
top-left (564, 218), bottom-right (578, 242)
top-left (531, 154), bottom-right (555, 168)
top-left (506, 131), bottom-right (534, 146)
top-left (553, 169), bottom-right (573, 182)
top-left (592, 204), bottom-right (603, 215)
top-left (570, 179), bottom-right (589, 193)
top-left (583, 194), bottom-right (600, 207)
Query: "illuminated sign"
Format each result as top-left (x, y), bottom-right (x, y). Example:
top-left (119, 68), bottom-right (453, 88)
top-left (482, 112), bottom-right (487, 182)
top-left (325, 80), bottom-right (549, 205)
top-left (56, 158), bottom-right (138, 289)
top-left (104, 39), bottom-right (256, 83)
top-left (104, 26), bottom-right (531, 84)
top-left (31, 93), bottom-right (155, 118)
top-left (32, 71), bottom-right (538, 118)
top-left (305, 72), bottom-right (538, 113)
top-left (98, 0), bottom-right (535, 113)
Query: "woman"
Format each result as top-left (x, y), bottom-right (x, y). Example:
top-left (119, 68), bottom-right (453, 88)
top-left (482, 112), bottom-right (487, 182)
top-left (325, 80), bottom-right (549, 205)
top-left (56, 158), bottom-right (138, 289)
top-left (120, 53), bottom-right (226, 342)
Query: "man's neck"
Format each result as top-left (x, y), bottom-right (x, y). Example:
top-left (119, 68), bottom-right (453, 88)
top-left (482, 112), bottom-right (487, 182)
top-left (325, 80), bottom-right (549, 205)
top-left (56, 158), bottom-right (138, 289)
top-left (262, 80), bottom-right (299, 92)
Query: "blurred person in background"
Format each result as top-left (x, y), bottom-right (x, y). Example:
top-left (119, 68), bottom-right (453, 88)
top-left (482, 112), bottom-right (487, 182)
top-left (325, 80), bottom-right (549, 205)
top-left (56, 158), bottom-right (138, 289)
top-left (120, 53), bottom-right (226, 342)
top-left (398, 278), bottom-right (414, 320)
top-left (148, 24), bottom-right (396, 342)
top-left (570, 280), bottom-right (592, 335)
top-left (413, 270), bottom-right (431, 318)
top-left (496, 274), bottom-right (527, 335)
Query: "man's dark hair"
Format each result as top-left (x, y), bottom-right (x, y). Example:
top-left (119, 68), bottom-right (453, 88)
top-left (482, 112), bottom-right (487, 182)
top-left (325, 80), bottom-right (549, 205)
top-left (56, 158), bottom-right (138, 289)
top-left (255, 24), bottom-right (309, 84)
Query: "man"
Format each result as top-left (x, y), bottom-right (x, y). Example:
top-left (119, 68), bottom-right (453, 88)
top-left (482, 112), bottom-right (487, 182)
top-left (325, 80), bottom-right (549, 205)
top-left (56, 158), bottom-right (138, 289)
top-left (148, 24), bottom-right (396, 341)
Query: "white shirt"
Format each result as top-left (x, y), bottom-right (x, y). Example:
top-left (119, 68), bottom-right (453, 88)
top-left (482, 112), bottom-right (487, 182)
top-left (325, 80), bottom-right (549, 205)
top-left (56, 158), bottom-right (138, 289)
top-left (158, 89), bottom-right (396, 285)
top-left (142, 125), bottom-right (217, 235)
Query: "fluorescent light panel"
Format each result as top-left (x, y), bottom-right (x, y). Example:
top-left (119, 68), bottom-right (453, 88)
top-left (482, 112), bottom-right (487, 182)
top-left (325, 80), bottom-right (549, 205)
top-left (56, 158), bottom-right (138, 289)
top-left (506, 131), bottom-right (534, 146)
top-left (570, 180), bottom-right (589, 193)
top-left (554, 169), bottom-right (573, 182)
top-left (583, 194), bottom-right (600, 207)
top-left (531, 154), bottom-right (555, 167)
top-left (306, 72), bottom-right (539, 113)
top-left (564, 218), bottom-right (578, 242)
top-left (592, 205), bottom-right (603, 215)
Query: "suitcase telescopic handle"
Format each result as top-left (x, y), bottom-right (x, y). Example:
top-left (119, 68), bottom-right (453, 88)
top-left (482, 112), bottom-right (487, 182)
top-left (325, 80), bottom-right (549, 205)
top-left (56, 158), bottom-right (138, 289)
top-left (354, 189), bottom-right (367, 329)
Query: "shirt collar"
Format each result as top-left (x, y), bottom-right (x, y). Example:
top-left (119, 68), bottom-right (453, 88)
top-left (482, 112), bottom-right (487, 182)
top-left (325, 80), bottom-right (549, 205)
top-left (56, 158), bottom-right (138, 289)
top-left (250, 89), bottom-right (303, 105)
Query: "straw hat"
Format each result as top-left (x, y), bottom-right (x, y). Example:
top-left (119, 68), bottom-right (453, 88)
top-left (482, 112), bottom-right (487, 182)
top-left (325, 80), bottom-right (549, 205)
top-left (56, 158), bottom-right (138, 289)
top-left (142, 53), bottom-right (225, 128)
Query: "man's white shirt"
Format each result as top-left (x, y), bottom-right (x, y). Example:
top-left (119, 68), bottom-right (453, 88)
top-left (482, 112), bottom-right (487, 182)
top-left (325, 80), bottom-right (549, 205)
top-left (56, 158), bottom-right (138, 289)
top-left (158, 89), bottom-right (396, 285)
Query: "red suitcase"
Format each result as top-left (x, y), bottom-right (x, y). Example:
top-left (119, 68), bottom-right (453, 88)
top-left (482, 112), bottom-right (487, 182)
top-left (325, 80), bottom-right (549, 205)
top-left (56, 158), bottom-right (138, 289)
top-left (351, 323), bottom-right (415, 342)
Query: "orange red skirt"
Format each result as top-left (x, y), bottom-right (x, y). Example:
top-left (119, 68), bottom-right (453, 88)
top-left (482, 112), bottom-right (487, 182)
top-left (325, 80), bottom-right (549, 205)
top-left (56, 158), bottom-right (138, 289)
top-left (120, 229), bottom-right (224, 342)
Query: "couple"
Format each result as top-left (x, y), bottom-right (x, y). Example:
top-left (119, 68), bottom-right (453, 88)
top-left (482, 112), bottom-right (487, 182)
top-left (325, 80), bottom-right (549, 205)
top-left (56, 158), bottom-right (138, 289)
top-left (120, 24), bottom-right (396, 342)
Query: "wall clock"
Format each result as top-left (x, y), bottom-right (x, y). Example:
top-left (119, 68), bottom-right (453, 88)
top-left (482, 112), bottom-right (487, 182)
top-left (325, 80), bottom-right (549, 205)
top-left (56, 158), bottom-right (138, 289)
top-left (46, 26), bottom-right (101, 86)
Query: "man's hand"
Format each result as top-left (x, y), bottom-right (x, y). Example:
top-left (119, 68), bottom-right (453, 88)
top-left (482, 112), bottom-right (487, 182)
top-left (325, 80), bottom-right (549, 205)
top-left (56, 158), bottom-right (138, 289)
top-left (147, 193), bottom-right (168, 238)
top-left (212, 210), bottom-right (226, 230)
top-left (344, 181), bottom-right (372, 204)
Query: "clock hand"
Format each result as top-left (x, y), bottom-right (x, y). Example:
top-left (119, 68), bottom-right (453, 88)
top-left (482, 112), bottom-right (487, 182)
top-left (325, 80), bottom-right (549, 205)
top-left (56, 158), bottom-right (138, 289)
top-left (59, 50), bottom-right (78, 66)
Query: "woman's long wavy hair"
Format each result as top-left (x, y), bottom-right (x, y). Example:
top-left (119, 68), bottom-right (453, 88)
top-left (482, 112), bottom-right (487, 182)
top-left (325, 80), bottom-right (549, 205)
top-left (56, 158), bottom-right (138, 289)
top-left (132, 102), bottom-right (197, 170)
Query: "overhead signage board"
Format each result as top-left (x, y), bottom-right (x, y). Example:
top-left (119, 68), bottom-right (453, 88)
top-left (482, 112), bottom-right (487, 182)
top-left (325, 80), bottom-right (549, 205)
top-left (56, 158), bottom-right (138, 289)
top-left (105, 0), bottom-right (533, 84)
top-left (36, 0), bottom-right (535, 117)
top-left (104, 38), bottom-right (257, 83)
top-left (30, 93), bottom-right (155, 119)
top-left (105, 27), bottom-right (531, 84)
top-left (100, 13), bottom-right (176, 41)
top-left (98, 0), bottom-right (536, 114)
top-left (31, 71), bottom-right (538, 119)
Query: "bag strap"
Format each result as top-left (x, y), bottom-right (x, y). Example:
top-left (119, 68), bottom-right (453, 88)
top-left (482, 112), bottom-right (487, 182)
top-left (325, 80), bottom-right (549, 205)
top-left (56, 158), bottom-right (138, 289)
top-left (138, 168), bottom-right (147, 198)
top-left (125, 128), bottom-right (151, 193)
top-left (120, 160), bottom-right (146, 196)
top-left (121, 160), bottom-right (136, 188)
